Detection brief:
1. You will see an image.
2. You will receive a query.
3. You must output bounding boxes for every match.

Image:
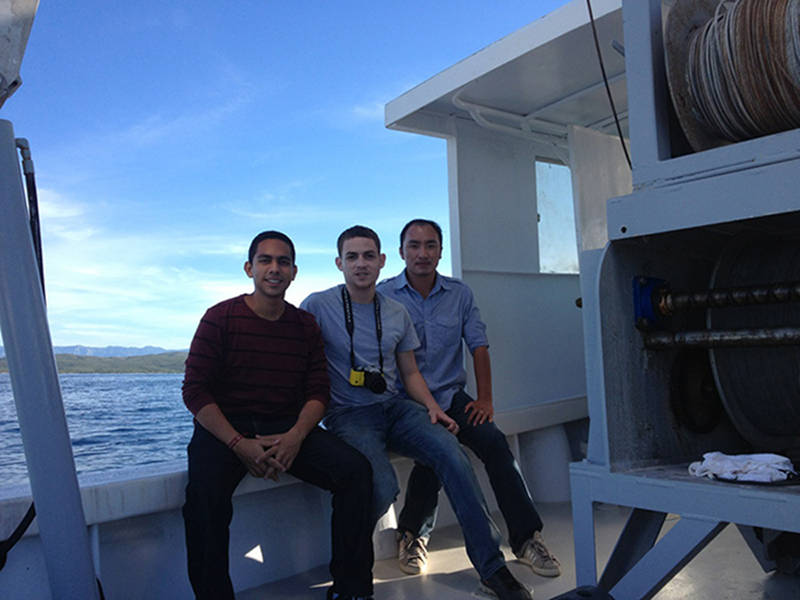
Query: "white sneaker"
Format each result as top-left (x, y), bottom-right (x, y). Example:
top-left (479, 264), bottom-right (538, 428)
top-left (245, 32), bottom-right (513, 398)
top-left (397, 530), bottom-right (428, 575)
top-left (516, 531), bottom-right (561, 577)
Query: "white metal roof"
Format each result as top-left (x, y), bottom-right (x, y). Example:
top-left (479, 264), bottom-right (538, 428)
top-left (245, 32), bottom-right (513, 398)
top-left (385, 0), bottom-right (625, 141)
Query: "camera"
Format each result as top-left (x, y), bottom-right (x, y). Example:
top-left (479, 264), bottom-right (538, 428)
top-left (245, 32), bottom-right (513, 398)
top-left (349, 368), bottom-right (387, 394)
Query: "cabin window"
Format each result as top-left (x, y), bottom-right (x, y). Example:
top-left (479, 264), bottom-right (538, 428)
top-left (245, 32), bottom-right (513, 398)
top-left (535, 160), bottom-right (578, 274)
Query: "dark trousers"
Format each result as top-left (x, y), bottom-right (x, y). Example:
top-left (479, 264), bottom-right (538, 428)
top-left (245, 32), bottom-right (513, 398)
top-left (182, 417), bottom-right (374, 599)
top-left (397, 390), bottom-right (544, 555)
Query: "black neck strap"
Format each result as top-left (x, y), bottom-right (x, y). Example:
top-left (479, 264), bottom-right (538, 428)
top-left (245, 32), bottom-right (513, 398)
top-left (341, 285), bottom-right (383, 374)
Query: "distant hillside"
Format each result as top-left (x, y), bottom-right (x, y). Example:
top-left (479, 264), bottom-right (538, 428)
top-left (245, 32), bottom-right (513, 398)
top-left (0, 345), bottom-right (179, 358)
top-left (0, 352), bottom-right (187, 373)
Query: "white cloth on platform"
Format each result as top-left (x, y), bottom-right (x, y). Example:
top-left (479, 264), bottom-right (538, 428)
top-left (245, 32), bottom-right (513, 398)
top-left (688, 451), bottom-right (796, 482)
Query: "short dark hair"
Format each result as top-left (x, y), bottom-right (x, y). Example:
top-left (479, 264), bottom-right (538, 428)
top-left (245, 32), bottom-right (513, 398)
top-left (337, 225), bottom-right (381, 256)
top-left (400, 219), bottom-right (443, 247)
top-left (248, 231), bottom-right (296, 264)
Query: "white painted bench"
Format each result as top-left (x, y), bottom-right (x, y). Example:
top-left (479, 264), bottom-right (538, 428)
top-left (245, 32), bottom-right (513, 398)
top-left (0, 397), bottom-right (586, 599)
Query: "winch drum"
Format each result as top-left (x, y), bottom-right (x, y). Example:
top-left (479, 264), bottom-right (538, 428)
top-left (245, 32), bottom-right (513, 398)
top-left (708, 236), bottom-right (800, 451)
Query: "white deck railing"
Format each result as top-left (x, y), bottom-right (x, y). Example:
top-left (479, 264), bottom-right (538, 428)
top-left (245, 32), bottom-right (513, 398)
top-left (0, 397), bottom-right (586, 599)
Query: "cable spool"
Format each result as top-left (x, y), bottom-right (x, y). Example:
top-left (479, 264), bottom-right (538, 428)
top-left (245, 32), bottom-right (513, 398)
top-left (708, 235), bottom-right (800, 451)
top-left (665, 0), bottom-right (800, 152)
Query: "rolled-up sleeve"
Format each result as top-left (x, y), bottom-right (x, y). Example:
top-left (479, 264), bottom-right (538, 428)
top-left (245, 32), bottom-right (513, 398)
top-left (461, 288), bottom-right (489, 353)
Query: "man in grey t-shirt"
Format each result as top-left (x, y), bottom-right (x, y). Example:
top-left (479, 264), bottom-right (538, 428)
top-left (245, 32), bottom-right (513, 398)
top-left (301, 225), bottom-right (533, 600)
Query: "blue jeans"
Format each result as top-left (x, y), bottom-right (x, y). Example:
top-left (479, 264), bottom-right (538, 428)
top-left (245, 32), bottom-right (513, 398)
top-left (325, 396), bottom-right (505, 580)
top-left (397, 390), bottom-right (544, 555)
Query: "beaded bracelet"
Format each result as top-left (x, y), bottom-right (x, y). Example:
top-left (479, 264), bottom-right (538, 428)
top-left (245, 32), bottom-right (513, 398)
top-left (227, 433), bottom-right (244, 450)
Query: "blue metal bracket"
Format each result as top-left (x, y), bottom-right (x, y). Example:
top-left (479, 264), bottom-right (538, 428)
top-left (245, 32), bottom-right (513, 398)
top-left (633, 276), bottom-right (668, 331)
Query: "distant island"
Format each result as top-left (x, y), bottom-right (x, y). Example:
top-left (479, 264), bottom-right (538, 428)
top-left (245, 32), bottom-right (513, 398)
top-left (0, 351), bottom-right (188, 373)
top-left (0, 344), bottom-right (182, 359)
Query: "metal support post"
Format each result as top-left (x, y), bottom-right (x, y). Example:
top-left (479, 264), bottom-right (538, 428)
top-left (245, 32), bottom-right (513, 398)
top-left (609, 516), bottom-right (727, 600)
top-left (598, 508), bottom-right (666, 590)
top-left (570, 466), bottom-right (599, 587)
top-left (0, 119), bottom-right (99, 599)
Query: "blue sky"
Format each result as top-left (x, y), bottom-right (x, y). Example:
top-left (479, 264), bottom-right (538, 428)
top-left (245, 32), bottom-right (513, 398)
top-left (2, 1), bottom-right (571, 349)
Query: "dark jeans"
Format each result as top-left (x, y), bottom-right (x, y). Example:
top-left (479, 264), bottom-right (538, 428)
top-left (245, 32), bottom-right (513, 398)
top-left (397, 390), bottom-right (544, 555)
top-left (182, 417), bottom-right (374, 599)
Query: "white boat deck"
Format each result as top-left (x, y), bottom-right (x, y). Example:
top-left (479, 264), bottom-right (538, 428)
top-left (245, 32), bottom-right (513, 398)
top-left (239, 501), bottom-right (800, 599)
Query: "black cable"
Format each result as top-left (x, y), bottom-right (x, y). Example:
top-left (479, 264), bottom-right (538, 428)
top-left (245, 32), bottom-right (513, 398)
top-left (24, 170), bottom-right (45, 299)
top-left (586, 0), bottom-right (632, 169)
top-left (0, 503), bottom-right (36, 570)
top-left (0, 502), bottom-right (105, 598)
top-left (17, 139), bottom-right (45, 299)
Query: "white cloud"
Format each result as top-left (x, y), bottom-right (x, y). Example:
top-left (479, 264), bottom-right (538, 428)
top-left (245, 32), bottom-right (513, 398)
top-left (351, 101), bottom-right (385, 122)
top-left (44, 264), bottom-right (249, 349)
top-left (26, 179), bottom-right (440, 348)
top-left (284, 274), bottom-right (341, 307)
top-left (46, 224), bottom-right (98, 243)
top-left (42, 266), bottom-right (341, 349)
top-left (119, 94), bottom-right (252, 147)
top-left (37, 189), bottom-right (86, 219)
top-left (297, 245), bottom-right (337, 257)
top-left (224, 180), bottom-right (349, 224)
top-left (37, 224), bottom-right (341, 348)
top-left (227, 204), bottom-right (343, 223)
top-left (307, 79), bottom-right (416, 129)
top-left (29, 190), bottom-right (249, 347)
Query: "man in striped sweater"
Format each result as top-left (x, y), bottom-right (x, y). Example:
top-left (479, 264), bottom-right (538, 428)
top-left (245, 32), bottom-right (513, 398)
top-left (181, 230), bottom-right (375, 600)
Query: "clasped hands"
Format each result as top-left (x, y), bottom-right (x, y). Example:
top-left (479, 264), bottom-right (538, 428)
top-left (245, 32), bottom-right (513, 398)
top-left (232, 429), bottom-right (302, 481)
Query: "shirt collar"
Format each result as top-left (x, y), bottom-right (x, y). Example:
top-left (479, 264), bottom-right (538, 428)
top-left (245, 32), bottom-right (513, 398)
top-left (397, 269), bottom-right (449, 296)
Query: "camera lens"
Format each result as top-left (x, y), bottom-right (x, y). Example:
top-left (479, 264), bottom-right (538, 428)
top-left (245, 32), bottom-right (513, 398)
top-left (364, 371), bottom-right (387, 394)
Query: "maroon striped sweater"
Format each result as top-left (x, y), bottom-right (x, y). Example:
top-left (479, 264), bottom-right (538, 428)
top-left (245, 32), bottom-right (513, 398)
top-left (182, 295), bottom-right (330, 419)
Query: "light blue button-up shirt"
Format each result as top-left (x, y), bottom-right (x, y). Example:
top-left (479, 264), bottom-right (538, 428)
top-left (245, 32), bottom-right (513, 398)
top-left (377, 270), bottom-right (489, 411)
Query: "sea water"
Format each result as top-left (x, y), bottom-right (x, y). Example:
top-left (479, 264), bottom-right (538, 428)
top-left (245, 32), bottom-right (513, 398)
top-left (0, 372), bottom-right (193, 488)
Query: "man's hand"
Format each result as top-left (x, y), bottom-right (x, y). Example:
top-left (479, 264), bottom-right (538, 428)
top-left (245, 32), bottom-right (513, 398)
top-left (464, 397), bottom-right (494, 426)
top-left (255, 428), bottom-right (304, 481)
top-left (232, 437), bottom-right (282, 478)
top-left (428, 404), bottom-right (459, 434)
top-left (397, 350), bottom-right (459, 434)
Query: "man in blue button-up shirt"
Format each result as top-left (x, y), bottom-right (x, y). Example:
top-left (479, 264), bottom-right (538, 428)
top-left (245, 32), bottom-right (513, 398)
top-left (377, 219), bottom-right (561, 580)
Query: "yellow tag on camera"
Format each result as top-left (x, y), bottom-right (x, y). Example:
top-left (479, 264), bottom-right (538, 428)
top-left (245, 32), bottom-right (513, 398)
top-left (349, 369), bottom-right (365, 386)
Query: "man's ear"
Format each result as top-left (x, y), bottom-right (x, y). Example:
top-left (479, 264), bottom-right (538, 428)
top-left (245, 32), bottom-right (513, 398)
top-left (379, 253), bottom-right (386, 268)
top-left (291, 265), bottom-right (298, 281)
top-left (399, 245), bottom-right (405, 259)
top-left (335, 256), bottom-right (343, 272)
top-left (244, 261), bottom-right (253, 278)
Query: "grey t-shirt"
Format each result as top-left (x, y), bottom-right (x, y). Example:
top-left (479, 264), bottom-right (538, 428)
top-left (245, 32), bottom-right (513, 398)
top-left (301, 285), bottom-right (419, 412)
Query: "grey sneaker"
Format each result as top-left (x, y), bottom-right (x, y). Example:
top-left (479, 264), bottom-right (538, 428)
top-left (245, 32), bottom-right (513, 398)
top-left (397, 530), bottom-right (428, 574)
top-left (478, 566), bottom-right (533, 600)
top-left (516, 531), bottom-right (561, 577)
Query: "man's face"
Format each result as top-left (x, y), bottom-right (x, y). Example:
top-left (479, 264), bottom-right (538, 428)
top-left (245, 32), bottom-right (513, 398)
top-left (245, 238), bottom-right (297, 299)
top-left (336, 236), bottom-right (385, 291)
top-left (400, 224), bottom-right (442, 278)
